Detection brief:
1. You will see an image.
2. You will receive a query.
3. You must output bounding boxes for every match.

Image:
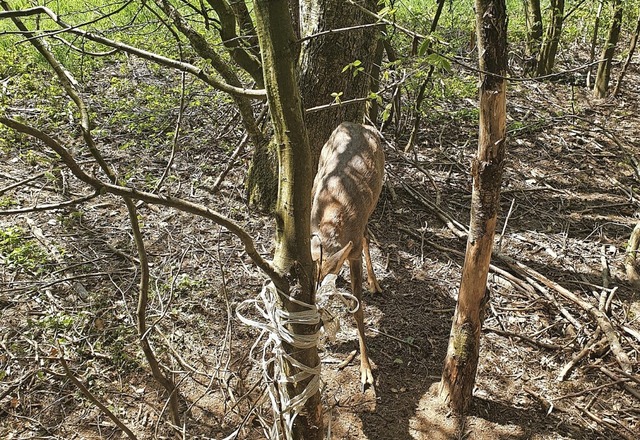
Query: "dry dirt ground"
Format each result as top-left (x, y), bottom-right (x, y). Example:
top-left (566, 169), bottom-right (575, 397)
top-left (1, 58), bottom-right (639, 439)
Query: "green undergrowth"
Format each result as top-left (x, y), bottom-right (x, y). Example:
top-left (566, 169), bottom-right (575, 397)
top-left (0, 226), bottom-right (52, 274)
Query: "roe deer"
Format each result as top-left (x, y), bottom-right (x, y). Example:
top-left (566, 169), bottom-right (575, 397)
top-left (310, 122), bottom-right (384, 389)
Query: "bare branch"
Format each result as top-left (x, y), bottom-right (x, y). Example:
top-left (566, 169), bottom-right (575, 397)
top-left (0, 116), bottom-right (283, 285)
top-left (204, 0), bottom-right (263, 86)
top-left (50, 35), bottom-right (118, 57)
top-left (0, 3), bottom-right (266, 98)
top-left (0, 192), bottom-right (98, 215)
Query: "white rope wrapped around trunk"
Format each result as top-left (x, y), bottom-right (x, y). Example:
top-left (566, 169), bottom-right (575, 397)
top-left (236, 280), bottom-right (321, 439)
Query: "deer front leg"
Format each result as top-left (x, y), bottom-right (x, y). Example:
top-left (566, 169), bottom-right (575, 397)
top-left (350, 258), bottom-right (374, 390)
top-left (363, 232), bottom-right (382, 294)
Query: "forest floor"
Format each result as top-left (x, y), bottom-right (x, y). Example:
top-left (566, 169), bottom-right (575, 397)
top-left (1, 56), bottom-right (639, 439)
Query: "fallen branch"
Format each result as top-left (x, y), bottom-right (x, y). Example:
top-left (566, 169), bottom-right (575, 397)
top-left (0, 192), bottom-right (98, 215)
top-left (575, 403), bottom-right (635, 440)
top-left (624, 221), bottom-right (640, 287)
top-left (497, 259), bottom-right (584, 331)
top-left (400, 181), bottom-right (467, 238)
top-left (553, 378), bottom-right (628, 401)
top-left (369, 327), bottom-right (422, 350)
top-left (598, 366), bottom-right (640, 401)
top-left (557, 334), bottom-right (606, 381)
top-left (59, 353), bottom-right (138, 440)
top-left (501, 256), bottom-right (632, 373)
top-left (484, 326), bottom-right (565, 351)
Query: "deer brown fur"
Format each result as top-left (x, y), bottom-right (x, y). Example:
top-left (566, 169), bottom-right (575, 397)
top-left (310, 122), bottom-right (384, 389)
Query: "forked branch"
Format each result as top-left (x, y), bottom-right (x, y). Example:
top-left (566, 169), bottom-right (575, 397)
top-left (0, 3), bottom-right (266, 98)
top-left (0, 117), bottom-right (282, 285)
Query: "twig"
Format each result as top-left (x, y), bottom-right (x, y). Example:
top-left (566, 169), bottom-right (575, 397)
top-left (575, 403), bottom-right (635, 440)
top-left (337, 350), bottom-right (357, 370)
top-left (400, 225), bottom-right (538, 297)
top-left (624, 221), bottom-right (640, 288)
top-left (210, 133), bottom-right (249, 194)
top-left (501, 255), bottom-right (632, 373)
top-left (50, 35), bottom-right (118, 56)
top-left (297, 22), bottom-right (386, 43)
top-left (598, 366), bottom-right (640, 401)
top-left (0, 171), bottom-right (46, 194)
top-left (496, 198), bottom-right (515, 252)
top-left (369, 327), bottom-right (421, 350)
top-left (498, 256), bottom-right (583, 332)
top-left (523, 386), bottom-right (566, 414)
top-left (557, 334), bottom-right (606, 382)
top-left (554, 378), bottom-right (628, 401)
top-left (150, 71), bottom-right (187, 195)
top-left (621, 325), bottom-right (640, 344)
top-left (484, 326), bottom-right (564, 351)
top-left (0, 3), bottom-right (265, 98)
top-left (609, 368), bottom-right (640, 387)
top-left (400, 181), bottom-right (467, 238)
top-left (59, 353), bottom-right (137, 439)
top-left (0, 192), bottom-right (98, 215)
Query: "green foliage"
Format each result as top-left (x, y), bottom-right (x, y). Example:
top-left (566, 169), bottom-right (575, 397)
top-left (33, 312), bottom-right (78, 331)
top-left (342, 59), bottom-right (365, 77)
top-left (58, 210), bottom-right (84, 228)
top-left (0, 196), bottom-right (18, 208)
top-left (423, 52), bottom-right (452, 72)
top-left (0, 227), bottom-right (51, 274)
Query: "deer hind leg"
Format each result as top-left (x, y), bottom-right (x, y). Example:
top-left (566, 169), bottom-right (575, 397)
top-left (349, 257), bottom-right (374, 390)
top-left (363, 231), bottom-right (382, 294)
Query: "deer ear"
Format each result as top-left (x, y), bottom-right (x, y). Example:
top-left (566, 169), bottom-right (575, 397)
top-left (320, 241), bottom-right (353, 278)
top-left (311, 235), bottom-right (322, 261)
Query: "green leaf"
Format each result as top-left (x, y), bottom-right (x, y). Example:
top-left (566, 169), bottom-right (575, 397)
top-left (381, 103), bottom-right (392, 122)
top-left (424, 53), bottom-right (452, 72)
top-left (418, 39), bottom-right (430, 57)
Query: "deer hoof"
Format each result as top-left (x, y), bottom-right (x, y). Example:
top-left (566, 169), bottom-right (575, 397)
top-left (360, 366), bottom-right (375, 392)
top-left (367, 280), bottom-right (382, 294)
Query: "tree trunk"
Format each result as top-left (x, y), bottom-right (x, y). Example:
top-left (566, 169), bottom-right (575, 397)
top-left (252, 1), bottom-right (322, 438)
top-left (439, 0), bottom-right (507, 415)
top-left (593, 0), bottom-right (623, 98)
top-left (586, 0), bottom-right (604, 88)
top-left (299, 0), bottom-right (379, 173)
top-left (536, 0), bottom-right (565, 76)
top-left (247, 0), bottom-right (379, 211)
top-left (524, 0), bottom-right (543, 72)
top-left (368, 37), bottom-right (385, 124)
top-left (205, 0), bottom-right (264, 87)
top-left (613, 9), bottom-right (640, 96)
top-left (404, 0), bottom-right (446, 152)
top-left (624, 222), bottom-right (640, 288)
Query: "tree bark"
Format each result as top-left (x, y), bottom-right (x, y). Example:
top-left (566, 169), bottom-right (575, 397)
top-left (205, 0), bottom-right (264, 87)
top-left (525, 0), bottom-right (543, 72)
top-left (228, 0), bottom-right (260, 58)
top-left (368, 37), bottom-right (385, 124)
top-left (252, 1), bottom-right (322, 438)
top-left (404, 0), bottom-right (446, 152)
top-left (624, 222), bottom-right (640, 288)
top-left (439, 0), bottom-right (507, 415)
top-left (613, 9), bottom-right (640, 96)
top-left (594, 0), bottom-right (623, 98)
top-left (299, 0), bottom-right (379, 173)
top-left (536, 0), bottom-right (565, 76)
top-left (586, 0), bottom-right (605, 88)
